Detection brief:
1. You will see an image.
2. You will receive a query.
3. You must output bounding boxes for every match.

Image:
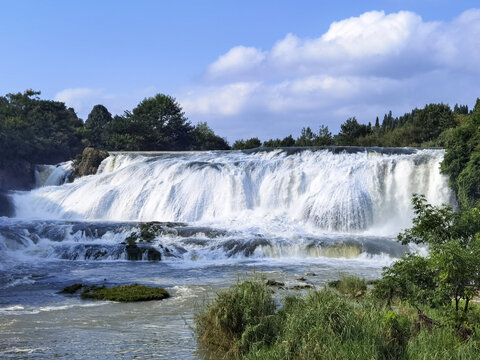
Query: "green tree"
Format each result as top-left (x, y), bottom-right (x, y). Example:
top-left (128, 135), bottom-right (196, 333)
top-left (85, 104), bottom-right (112, 148)
top-left (377, 196), bottom-right (480, 312)
top-left (336, 117), bottom-right (372, 145)
top-left (296, 127), bottom-right (316, 146)
top-left (232, 137), bottom-right (261, 150)
top-left (191, 122), bottom-right (230, 150)
top-left (313, 125), bottom-right (333, 145)
top-left (0, 90), bottom-right (83, 165)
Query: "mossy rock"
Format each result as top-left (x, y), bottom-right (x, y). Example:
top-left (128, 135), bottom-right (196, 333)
top-left (59, 283), bottom-right (83, 294)
top-left (81, 284), bottom-right (169, 302)
top-left (69, 147), bottom-right (109, 181)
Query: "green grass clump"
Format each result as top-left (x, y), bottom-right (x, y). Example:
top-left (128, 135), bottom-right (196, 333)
top-left (407, 325), bottom-right (480, 360)
top-left (328, 275), bottom-right (367, 297)
top-left (195, 279), bottom-right (277, 359)
top-left (80, 284), bottom-right (169, 302)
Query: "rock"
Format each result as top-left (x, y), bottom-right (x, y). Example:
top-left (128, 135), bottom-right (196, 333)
top-left (80, 284), bottom-right (169, 302)
top-left (125, 244), bottom-right (143, 260)
top-left (291, 284), bottom-right (313, 291)
top-left (297, 276), bottom-right (307, 282)
top-left (0, 192), bottom-right (14, 217)
top-left (266, 279), bottom-right (285, 287)
top-left (59, 283), bottom-right (83, 294)
top-left (146, 247), bottom-right (161, 261)
top-left (69, 147), bottom-right (109, 181)
top-left (0, 160), bottom-right (35, 191)
top-left (354, 290), bottom-right (364, 298)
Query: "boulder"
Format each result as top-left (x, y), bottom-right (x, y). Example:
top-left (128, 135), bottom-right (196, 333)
top-left (0, 160), bottom-right (35, 191)
top-left (0, 193), bottom-right (14, 217)
top-left (69, 147), bottom-right (109, 181)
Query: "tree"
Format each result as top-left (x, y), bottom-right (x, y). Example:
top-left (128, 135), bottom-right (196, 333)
top-left (336, 117), bottom-right (371, 145)
top-left (191, 122), bottom-right (230, 150)
top-left (101, 94), bottom-right (194, 151)
top-left (441, 102), bottom-right (480, 206)
top-left (296, 127), bottom-right (315, 146)
top-left (0, 90), bottom-right (83, 165)
top-left (85, 104), bottom-right (112, 148)
top-left (131, 94), bottom-right (193, 150)
top-left (313, 125), bottom-right (333, 146)
top-left (412, 103), bottom-right (455, 143)
top-left (232, 137), bottom-right (261, 150)
top-left (377, 196), bottom-right (480, 312)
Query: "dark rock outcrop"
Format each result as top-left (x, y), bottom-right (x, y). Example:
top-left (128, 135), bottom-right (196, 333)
top-left (126, 243), bottom-right (143, 260)
top-left (0, 160), bottom-right (35, 191)
top-left (0, 193), bottom-right (14, 217)
top-left (69, 147), bottom-right (109, 181)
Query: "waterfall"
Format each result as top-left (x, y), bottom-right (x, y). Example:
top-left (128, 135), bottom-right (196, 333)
top-left (12, 148), bottom-right (453, 234)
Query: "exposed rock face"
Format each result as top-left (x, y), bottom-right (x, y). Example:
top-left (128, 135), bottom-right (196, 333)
top-left (0, 193), bottom-right (14, 217)
top-left (125, 243), bottom-right (162, 261)
top-left (126, 244), bottom-right (143, 261)
top-left (69, 147), bottom-right (109, 181)
top-left (0, 160), bottom-right (35, 191)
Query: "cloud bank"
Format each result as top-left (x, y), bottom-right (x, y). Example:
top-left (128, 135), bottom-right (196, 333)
top-left (181, 9), bottom-right (480, 140)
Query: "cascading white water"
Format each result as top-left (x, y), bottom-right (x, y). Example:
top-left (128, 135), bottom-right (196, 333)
top-left (34, 161), bottom-right (73, 188)
top-left (12, 148), bottom-right (453, 235)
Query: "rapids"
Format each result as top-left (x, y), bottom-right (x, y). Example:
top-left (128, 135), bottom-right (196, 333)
top-left (0, 147), bottom-right (454, 359)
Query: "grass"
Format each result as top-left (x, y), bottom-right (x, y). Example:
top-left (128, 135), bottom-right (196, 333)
top-left (195, 279), bottom-right (277, 359)
top-left (80, 284), bottom-right (169, 302)
top-left (194, 277), bottom-right (480, 360)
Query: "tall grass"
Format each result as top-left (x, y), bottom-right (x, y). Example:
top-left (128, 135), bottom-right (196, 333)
top-left (194, 277), bottom-right (480, 360)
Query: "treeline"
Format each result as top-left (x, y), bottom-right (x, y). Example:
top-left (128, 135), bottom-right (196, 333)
top-left (0, 90), bottom-right (229, 167)
top-left (1, 89), bottom-right (478, 173)
top-left (83, 94), bottom-right (229, 151)
top-left (233, 102), bottom-right (474, 150)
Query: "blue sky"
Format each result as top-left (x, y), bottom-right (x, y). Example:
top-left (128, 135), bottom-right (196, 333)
top-left (1, 1), bottom-right (479, 141)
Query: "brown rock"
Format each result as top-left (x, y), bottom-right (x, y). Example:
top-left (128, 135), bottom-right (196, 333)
top-left (69, 147), bottom-right (109, 181)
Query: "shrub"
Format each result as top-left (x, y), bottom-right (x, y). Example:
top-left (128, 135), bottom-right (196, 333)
top-left (194, 279), bottom-right (277, 358)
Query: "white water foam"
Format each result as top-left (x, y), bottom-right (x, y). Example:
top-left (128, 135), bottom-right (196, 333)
top-left (12, 149), bottom-right (453, 235)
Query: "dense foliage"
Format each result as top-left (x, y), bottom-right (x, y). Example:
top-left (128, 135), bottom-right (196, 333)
top-left (0, 90), bottom-right (83, 166)
top-left (375, 196), bottom-right (480, 313)
top-left (235, 101), bottom-right (464, 150)
top-left (440, 99), bottom-right (480, 207)
top-left (84, 94), bottom-right (229, 151)
top-left (0, 91), bottom-right (230, 169)
top-left (195, 278), bottom-right (480, 360)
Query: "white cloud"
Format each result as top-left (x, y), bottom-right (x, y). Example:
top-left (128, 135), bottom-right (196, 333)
top-left (179, 9), bottom-right (480, 140)
top-left (207, 46), bottom-right (266, 79)
top-left (182, 82), bottom-right (260, 115)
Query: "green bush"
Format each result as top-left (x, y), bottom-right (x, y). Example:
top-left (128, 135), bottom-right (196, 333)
top-left (194, 279), bottom-right (277, 358)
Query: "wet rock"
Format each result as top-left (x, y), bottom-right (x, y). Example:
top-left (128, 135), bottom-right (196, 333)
top-left (59, 283), bottom-right (83, 294)
top-left (80, 284), bottom-right (169, 302)
top-left (0, 160), bottom-right (35, 191)
top-left (291, 284), bottom-right (313, 291)
top-left (146, 247), bottom-right (161, 261)
top-left (0, 192), bottom-right (14, 217)
top-left (266, 279), bottom-right (285, 287)
top-left (69, 147), bottom-right (109, 181)
top-left (125, 244), bottom-right (143, 260)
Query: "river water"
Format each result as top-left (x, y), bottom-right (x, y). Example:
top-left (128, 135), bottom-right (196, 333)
top-left (0, 148), bottom-right (453, 359)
